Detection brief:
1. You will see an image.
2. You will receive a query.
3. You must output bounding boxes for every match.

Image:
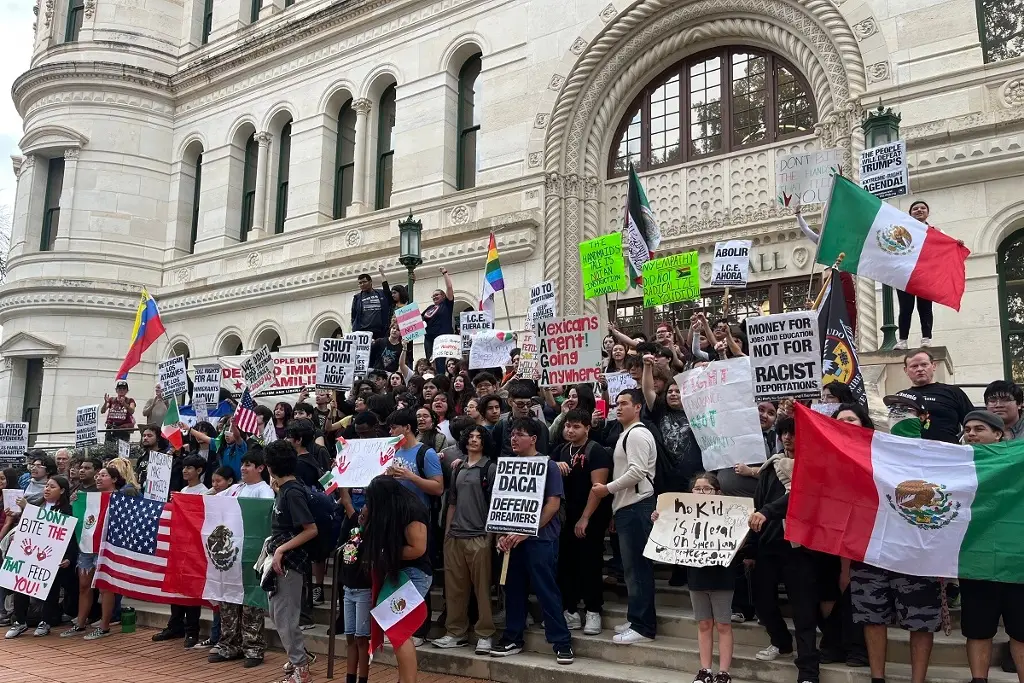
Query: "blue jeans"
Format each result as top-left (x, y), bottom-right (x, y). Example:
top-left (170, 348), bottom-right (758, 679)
top-left (211, 610), bottom-right (221, 643)
top-left (615, 497), bottom-right (657, 639)
top-left (502, 537), bottom-right (570, 650)
top-left (404, 566), bottom-right (433, 638)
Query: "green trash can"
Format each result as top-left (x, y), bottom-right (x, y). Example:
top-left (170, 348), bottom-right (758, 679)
top-left (121, 606), bottom-right (136, 633)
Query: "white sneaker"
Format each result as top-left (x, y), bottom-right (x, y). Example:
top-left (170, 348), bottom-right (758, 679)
top-left (894, 339), bottom-right (908, 350)
top-left (755, 645), bottom-right (792, 661)
top-left (33, 622), bottom-right (50, 637)
top-left (563, 611), bottom-right (582, 630)
top-left (475, 637), bottom-right (493, 655)
top-left (613, 621), bottom-right (632, 634)
top-left (412, 637), bottom-right (425, 647)
top-left (920, 337), bottom-right (931, 347)
top-left (583, 611), bottom-right (602, 635)
top-left (612, 628), bottom-right (652, 645)
top-left (5, 622), bottom-right (27, 639)
top-left (730, 612), bottom-right (746, 623)
top-left (431, 635), bottom-right (468, 649)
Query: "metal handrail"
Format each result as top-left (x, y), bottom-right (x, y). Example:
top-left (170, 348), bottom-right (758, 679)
top-left (326, 544), bottom-right (344, 679)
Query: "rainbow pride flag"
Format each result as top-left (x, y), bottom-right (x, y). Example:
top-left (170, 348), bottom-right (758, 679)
top-left (116, 289), bottom-right (166, 379)
top-left (479, 232), bottom-right (504, 309)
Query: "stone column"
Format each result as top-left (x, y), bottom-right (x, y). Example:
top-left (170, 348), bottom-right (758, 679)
top-left (249, 131), bottom-right (272, 240)
top-left (349, 98), bottom-right (372, 215)
top-left (38, 355), bottom-right (59, 442)
top-left (53, 148), bottom-right (79, 251)
top-left (9, 155), bottom-right (37, 260)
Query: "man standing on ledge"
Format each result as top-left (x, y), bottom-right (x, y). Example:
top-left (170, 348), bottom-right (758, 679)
top-left (351, 265), bottom-right (392, 340)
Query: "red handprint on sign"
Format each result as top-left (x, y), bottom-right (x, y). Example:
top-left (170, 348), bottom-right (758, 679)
top-left (20, 538), bottom-right (34, 556)
top-left (36, 546), bottom-right (53, 562)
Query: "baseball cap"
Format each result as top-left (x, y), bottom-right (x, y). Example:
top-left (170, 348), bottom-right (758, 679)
top-left (963, 410), bottom-right (1005, 434)
top-left (115, 379), bottom-right (129, 390)
top-left (883, 390), bottom-right (925, 413)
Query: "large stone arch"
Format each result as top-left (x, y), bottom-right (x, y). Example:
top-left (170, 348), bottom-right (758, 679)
top-left (538, 0), bottom-right (874, 331)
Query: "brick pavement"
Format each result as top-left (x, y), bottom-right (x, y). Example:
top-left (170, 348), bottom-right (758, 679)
top-left (0, 625), bottom-right (490, 683)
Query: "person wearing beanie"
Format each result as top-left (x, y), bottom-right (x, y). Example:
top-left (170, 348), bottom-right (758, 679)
top-left (961, 410), bottom-right (1005, 443)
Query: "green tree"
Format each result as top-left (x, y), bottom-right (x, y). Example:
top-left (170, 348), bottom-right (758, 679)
top-left (980, 0), bottom-right (1024, 61)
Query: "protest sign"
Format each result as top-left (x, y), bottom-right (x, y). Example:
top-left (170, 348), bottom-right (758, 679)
top-left (580, 233), bottom-right (628, 299)
top-left (192, 364), bottom-right (222, 407)
top-left (677, 357), bottom-right (765, 471)
top-left (0, 504), bottom-right (78, 599)
top-left (746, 311), bottom-right (822, 402)
top-left (710, 240), bottom-right (752, 288)
top-left (642, 252), bottom-right (700, 307)
top-left (643, 492), bottom-right (754, 566)
top-left (461, 311), bottom-right (494, 354)
top-left (0, 422), bottom-right (29, 466)
top-left (469, 330), bottom-right (515, 370)
top-left (157, 355), bottom-right (188, 397)
top-left (3, 489), bottom-right (20, 513)
top-left (241, 345), bottom-right (275, 395)
top-left (320, 436), bottom-right (401, 492)
top-left (220, 354), bottom-right (317, 405)
top-left (194, 397), bottom-right (208, 421)
top-left (349, 332), bottom-right (373, 380)
top-left (118, 439), bottom-right (131, 460)
top-left (395, 303), bottom-right (426, 341)
top-left (517, 331), bottom-right (540, 380)
top-left (143, 452), bottom-right (173, 502)
top-left (535, 316), bottom-right (603, 387)
top-left (316, 337), bottom-right (355, 390)
top-left (775, 148), bottom-right (844, 206)
top-left (860, 140), bottom-right (908, 199)
top-left (75, 405), bottom-right (99, 448)
top-left (811, 403), bottom-right (840, 416)
top-left (526, 280), bottom-right (557, 325)
top-left (605, 371), bottom-right (637, 400)
top-left (431, 335), bottom-right (463, 361)
top-left (485, 456), bottom-right (549, 536)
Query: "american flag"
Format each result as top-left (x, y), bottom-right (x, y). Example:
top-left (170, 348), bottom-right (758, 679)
top-left (234, 387), bottom-right (261, 435)
top-left (93, 493), bottom-right (198, 605)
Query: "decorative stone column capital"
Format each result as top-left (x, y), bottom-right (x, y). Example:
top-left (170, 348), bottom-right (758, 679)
top-left (352, 98), bottom-right (373, 115)
top-left (63, 148), bottom-right (80, 161)
top-left (255, 131), bottom-right (273, 147)
top-left (43, 355), bottom-right (59, 368)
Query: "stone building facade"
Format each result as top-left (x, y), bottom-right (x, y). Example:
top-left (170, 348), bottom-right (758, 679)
top-left (2, 0), bottom-right (1023, 441)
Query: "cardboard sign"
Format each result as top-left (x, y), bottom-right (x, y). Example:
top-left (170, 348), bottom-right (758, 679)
top-left (860, 140), bottom-right (908, 199)
top-left (469, 330), bottom-right (516, 370)
top-left (431, 335), bottom-right (463, 361)
top-left (75, 405), bottom-right (99, 448)
top-left (605, 371), bottom-right (638, 401)
top-left (526, 280), bottom-right (558, 325)
top-left (517, 331), bottom-right (540, 380)
top-left (775, 148), bottom-right (844, 206)
top-left (192, 364), bottom-right (222, 408)
top-left (535, 316), bottom-right (603, 387)
top-left (0, 504), bottom-right (78, 599)
top-left (460, 311), bottom-right (494, 355)
top-left (580, 233), bottom-right (628, 299)
top-left (241, 345), bottom-right (275, 395)
top-left (485, 456), bottom-right (550, 536)
top-left (643, 492), bottom-right (754, 566)
top-left (320, 436), bottom-right (401, 490)
top-left (0, 422), bottom-right (29, 466)
top-left (316, 337), bottom-right (355, 390)
top-left (710, 240), bottom-right (752, 288)
top-left (157, 355), bottom-right (188, 397)
top-left (642, 252), bottom-right (700, 307)
top-left (349, 332), bottom-right (373, 381)
top-left (395, 303), bottom-right (426, 341)
top-left (747, 311), bottom-right (822, 402)
top-left (143, 452), bottom-right (173, 502)
top-left (677, 358), bottom-right (765, 471)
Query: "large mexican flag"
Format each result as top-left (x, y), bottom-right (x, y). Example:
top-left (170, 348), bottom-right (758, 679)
top-left (816, 175), bottom-right (969, 310)
top-left (162, 495), bottom-right (273, 609)
top-left (787, 404), bottom-right (1024, 582)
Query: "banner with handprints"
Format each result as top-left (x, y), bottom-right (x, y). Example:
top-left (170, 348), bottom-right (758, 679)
top-left (0, 504), bottom-right (77, 599)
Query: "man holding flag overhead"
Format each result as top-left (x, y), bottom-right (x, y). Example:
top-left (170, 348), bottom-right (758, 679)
top-left (116, 288), bottom-right (166, 379)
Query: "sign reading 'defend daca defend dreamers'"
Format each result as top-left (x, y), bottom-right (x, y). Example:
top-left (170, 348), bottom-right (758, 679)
top-left (485, 456), bottom-right (549, 536)
top-left (0, 504), bottom-right (78, 599)
top-left (535, 315), bottom-right (602, 387)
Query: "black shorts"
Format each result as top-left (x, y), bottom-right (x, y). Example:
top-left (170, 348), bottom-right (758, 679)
top-left (960, 578), bottom-right (1024, 641)
top-left (813, 551), bottom-right (842, 603)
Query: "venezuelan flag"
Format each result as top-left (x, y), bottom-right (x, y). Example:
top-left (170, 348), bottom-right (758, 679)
top-left (479, 232), bottom-right (504, 308)
top-left (116, 289), bottom-right (166, 379)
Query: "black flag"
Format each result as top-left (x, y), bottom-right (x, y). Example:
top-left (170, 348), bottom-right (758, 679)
top-left (817, 270), bottom-right (866, 405)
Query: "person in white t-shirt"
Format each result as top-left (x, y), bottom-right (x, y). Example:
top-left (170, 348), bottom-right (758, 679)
top-left (221, 451), bottom-right (275, 500)
top-left (179, 456), bottom-right (209, 495)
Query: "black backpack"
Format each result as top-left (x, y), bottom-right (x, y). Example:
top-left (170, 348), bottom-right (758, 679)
top-left (450, 458), bottom-right (498, 502)
top-left (622, 421), bottom-right (692, 495)
top-left (304, 485), bottom-right (338, 562)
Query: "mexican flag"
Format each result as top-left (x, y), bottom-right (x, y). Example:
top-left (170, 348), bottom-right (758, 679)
top-left (161, 495), bottom-right (273, 609)
top-left (71, 491), bottom-right (110, 554)
top-left (816, 175), bottom-right (969, 310)
top-left (787, 404), bottom-right (1024, 582)
top-left (369, 571), bottom-right (427, 652)
top-left (162, 397), bottom-right (183, 450)
top-left (623, 164), bottom-right (661, 283)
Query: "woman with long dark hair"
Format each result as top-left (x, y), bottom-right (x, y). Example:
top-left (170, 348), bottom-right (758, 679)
top-left (416, 407), bottom-right (450, 452)
top-left (548, 384), bottom-right (597, 448)
top-left (273, 402), bottom-right (294, 439)
top-left (363, 476), bottom-right (431, 682)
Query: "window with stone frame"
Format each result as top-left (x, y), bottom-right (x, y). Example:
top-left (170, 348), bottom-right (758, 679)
top-left (609, 48), bottom-right (815, 177)
top-left (65, 0), bottom-right (84, 42)
top-left (189, 153), bottom-right (202, 253)
top-left (457, 54), bottom-right (482, 191)
top-left (274, 122), bottom-right (292, 234)
top-left (977, 0), bottom-right (1024, 62)
top-left (201, 0), bottom-right (214, 44)
top-left (240, 134), bottom-right (258, 241)
top-left (333, 100), bottom-right (356, 219)
top-left (998, 229), bottom-right (1024, 382)
top-left (375, 84), bottom-right (397, 210)
top-left (40, 158), bottom-right (65, 252)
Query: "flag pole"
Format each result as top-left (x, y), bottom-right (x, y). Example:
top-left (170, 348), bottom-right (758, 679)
top-left (723, 287), bottom-right (731, 317)
top-left (500, 289), bottom-right (513, 330)
top-left (811, 253), bottom-right (845, 310)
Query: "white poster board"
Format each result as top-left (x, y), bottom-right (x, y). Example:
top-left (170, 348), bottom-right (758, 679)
top-left (468, 330), bottom-right (515, 370)
top-left (75, 405), bottom-right (99, 448)
top-left (485, 456), bottom-right (549, 536)
top-left (143, 451), bottom-right (173, 502)
top-left (0, 504), bottom-right (78, 599)
top-left (535, 316), bottom-right (603, 387)
top-left (241, 345), bottom-right (275, 396)
top-left (320, 436), bottom-right (401, 491)
top-left (605, 372), bottom-right (638, 401)
top-left (517, 331), bottom-right (540, 380)
top-left (775, 148), bottom-right (844, 206)
top-left (460, 311), bottom-right (495, 355)
top-left (746, 311), bottom-right (822, 402)
top-left (710, 240), bottom-right (752, 288)
top-left (431, 335), bottom-right (463, 361)
top-left (677, 358), bottom-right (765, 471)
top-left (316, 337), bottom-right (355, 391)
top-left (192, 364), bottom-right (222, 408)
top-left (0, 422), bottom-right (29, 465)
top-left (349, 332), bottom-right (373, 381)
top-left (644, 492), bottom-right (754, 567)
top-left (158, 355), bottom-right (188, 398)
top-left (2, 489), bottom-right (21, 513)
top-left (118, 439), bottom-right (131, 460)
top-left (860, 140), bottom-right (908, 199)
top-left (526, 280), bottom-right (557, 325)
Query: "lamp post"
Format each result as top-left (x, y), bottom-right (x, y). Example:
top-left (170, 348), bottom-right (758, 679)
top-left (398, 212), bottom-right (423, 301)
top-left (861, 101), bottom-right (902, 350)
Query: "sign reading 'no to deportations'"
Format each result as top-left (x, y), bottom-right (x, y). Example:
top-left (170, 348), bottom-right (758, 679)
top-left (485, 456), bottom-right (549, 536)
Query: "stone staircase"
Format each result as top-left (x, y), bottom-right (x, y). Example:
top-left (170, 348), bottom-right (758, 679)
top-left (126, 570), bottom-right (1014, 683)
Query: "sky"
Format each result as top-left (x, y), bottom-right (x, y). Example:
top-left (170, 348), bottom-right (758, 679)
top-left (0, 1), bottom-right (34, 212)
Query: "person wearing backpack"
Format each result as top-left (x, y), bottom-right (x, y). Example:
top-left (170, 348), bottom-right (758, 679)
top-left (432, 425), bottom-right (498, 653)
top-left (554, 409), bottom-right (613, 636)
top-left (285, 419), bottom-right (333, 618)
top-left (385, 408), bottom-right (443, 646)
top-left (592, 388), bottom-right (658, 645)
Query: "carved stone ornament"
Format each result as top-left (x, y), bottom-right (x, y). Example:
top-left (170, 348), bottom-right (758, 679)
top-left (528, 151), bottom-right (542, 168)
top-left (255, 131), bottom-right (273, 147)
top-left (84, 0), bottom-right (95, 18)
top-left (534, 113), bottom-right (549, 129)
top-left (600, 3), bottom-right (617, 21)
top-left (852, 18), bottom-right (877, 41)
top-left (63, 148), bottom-right (79, 160)
top-left (792, 246), bottom-right (810, 268)
top-left (866, 61), bottom-right (890, 83)
top-left (43, 356), bottom-right (59, 368)
top-left (246, 252), bottom-right (262, 269)
top-left (449, 205), bottom-right (471, 225)
top-left (352, 98), bottom-right (372, 115)
top-left (43, 0), bottom-right (53, 27)
top-left (176, 266), bottom-right (193, 284)
top-left (1001, 78), bottom-right (1024, 107)
top-left (548, 74), bottom-right (565, 91)
top-left (699, 262), bottom-right (712, 283)
top-left (570, 38), bottom-right (587, 55)
top-left (345, 230), bottom-right (362, 247)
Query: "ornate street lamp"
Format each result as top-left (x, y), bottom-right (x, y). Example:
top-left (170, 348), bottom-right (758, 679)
top-left (398, 212), bottom-right (423, 301)
top-left (862, 101), bottom-right (902, 350)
